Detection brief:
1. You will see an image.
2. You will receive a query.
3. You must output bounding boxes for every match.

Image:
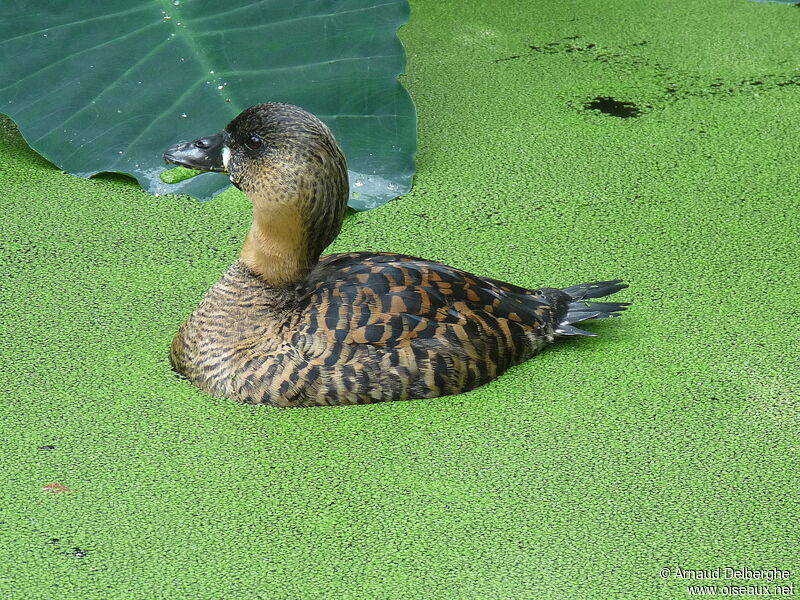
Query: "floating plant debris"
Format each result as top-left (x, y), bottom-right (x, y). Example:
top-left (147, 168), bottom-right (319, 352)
top-left (41, 482), bottom-right (72, 493)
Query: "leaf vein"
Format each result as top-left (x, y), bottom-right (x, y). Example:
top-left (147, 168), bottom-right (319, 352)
top-left (0, 21), bottom-right (161, 94)
top-left (31, 38), bottom-right (173, 145)
top-left (0, 6), bottom-right (152, 47)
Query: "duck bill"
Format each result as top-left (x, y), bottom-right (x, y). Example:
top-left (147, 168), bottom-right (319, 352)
top-left (163, 131), bottom-right (227, 172)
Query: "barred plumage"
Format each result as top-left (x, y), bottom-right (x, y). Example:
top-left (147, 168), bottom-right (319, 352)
top-left (164, 104), bottom-right (629, 407)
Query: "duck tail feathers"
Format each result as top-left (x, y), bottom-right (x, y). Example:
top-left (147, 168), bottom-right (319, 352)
top-left (555, 280), bottom-right (630, 336)
top-left (561, 279), bottom-right (628, 300)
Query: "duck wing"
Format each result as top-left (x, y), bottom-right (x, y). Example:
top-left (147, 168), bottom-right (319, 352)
top-left (302, 251), bottom-right (557, 341)
top-left (290, 252), bottom-right (556, 399)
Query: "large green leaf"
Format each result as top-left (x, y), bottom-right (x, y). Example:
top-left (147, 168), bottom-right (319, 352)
top-left (0, 0), bottom-right (416, 209)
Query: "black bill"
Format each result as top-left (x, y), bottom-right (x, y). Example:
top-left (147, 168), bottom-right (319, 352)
top-left (163, 131), bottom-right (226, 172)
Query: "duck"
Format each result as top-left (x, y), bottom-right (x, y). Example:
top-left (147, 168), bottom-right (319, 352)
top-left (163, 103), bottom-right (629, 407)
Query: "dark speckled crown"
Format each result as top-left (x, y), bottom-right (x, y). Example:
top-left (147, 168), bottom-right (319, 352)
top-left (224, 103), bottom-right (334, 155)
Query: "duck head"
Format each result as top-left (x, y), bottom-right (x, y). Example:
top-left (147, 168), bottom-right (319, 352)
top-left (164, 103), bottom-right (349, 287)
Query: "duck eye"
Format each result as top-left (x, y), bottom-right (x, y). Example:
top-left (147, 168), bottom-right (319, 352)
top-left (245, 135), bottom-right (263, 151)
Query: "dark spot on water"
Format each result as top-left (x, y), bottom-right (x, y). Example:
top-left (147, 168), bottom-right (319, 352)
top-left (530, 36), bottom-right (593, 54)
top-left (494, 55), bottom-right (521, 63)
top-left (48, 538), bottom-right (60, 544)
top-left (584, 97), bottom-right (641, 118)
top-left (38, 444), bottom-right (56, 451)
top-left (566, 43), bottom-right (595, 53)
top-left (501, 36), bottom-right (602, 62)
top-left (71, 547), bottom-right (88, 558)
top-left (528, 44), bottom-right (557, 54)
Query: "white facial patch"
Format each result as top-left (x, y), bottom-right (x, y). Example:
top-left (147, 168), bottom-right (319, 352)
top-left (222, 146), bottom-right (231, 171)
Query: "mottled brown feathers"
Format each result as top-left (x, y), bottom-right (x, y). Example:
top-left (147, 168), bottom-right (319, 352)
top-left (171, 253), bottom-right (556, 406)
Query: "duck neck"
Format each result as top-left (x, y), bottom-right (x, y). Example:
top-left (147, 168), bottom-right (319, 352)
top-left (239, 200), bottom-right (314, 288)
